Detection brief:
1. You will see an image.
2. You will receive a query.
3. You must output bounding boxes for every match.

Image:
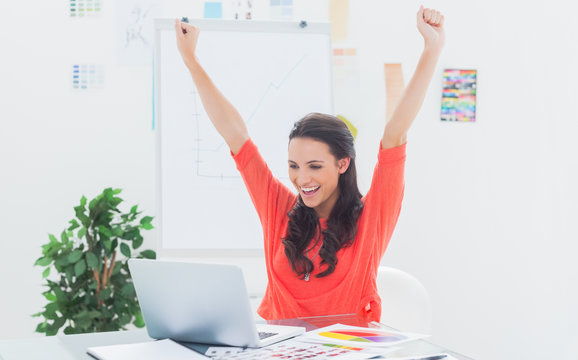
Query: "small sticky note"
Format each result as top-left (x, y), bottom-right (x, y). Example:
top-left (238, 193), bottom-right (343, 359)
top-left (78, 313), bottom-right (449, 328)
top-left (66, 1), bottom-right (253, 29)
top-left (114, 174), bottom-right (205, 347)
top-left (385, 63), bottom-right (405, 121)
top-left (204, 2), bottom-right (223, 19)
top-left (330, 0), bottom-right (349, 41)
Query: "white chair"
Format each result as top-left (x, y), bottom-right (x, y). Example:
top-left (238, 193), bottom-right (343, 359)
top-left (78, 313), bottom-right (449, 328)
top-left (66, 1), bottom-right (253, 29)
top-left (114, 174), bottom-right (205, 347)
top-left (376, 266), bottom-right (432, 334)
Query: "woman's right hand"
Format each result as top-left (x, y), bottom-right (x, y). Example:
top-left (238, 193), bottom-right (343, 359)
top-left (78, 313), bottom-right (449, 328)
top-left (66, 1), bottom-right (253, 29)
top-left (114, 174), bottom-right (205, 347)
top-left (174, 19), bottom-right (200, 67)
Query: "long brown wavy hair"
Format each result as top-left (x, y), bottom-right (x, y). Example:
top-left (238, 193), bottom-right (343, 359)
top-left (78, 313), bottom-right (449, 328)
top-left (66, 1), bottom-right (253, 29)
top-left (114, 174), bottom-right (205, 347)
top-left (282, 113), bottom-right (364, 279)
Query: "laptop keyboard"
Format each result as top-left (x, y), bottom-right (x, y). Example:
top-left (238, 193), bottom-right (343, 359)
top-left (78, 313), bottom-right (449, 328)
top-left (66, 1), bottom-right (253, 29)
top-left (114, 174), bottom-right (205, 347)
top-left (258, 331), bottom-right (278, 340)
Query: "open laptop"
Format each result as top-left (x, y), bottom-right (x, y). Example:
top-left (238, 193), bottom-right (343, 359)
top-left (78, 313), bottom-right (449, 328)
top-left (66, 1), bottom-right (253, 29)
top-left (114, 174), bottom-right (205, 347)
top-left (127, 259), bottom-right (305, 348)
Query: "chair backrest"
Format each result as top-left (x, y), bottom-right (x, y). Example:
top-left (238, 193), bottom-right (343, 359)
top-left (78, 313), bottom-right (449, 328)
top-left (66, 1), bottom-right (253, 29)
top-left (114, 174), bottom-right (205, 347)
top-left (376, 266), bottom-right (432, 334)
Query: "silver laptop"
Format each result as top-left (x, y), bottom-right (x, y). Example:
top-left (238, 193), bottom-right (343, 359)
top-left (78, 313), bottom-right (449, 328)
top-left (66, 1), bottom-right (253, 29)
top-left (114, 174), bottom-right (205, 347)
top-left (128, 259), bottom-right (305, 348)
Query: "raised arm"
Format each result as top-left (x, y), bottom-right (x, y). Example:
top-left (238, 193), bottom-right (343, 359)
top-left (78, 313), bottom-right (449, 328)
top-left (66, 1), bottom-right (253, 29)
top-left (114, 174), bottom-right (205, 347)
top-left (174, 19), bottom-right (249, 155)
top-left (382, 6), bottom-right (445, 149)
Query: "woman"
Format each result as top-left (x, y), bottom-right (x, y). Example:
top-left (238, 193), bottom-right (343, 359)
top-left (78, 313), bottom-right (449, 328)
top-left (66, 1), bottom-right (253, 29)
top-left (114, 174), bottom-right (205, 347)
top-left (174, 6), bottom-right (445, 322)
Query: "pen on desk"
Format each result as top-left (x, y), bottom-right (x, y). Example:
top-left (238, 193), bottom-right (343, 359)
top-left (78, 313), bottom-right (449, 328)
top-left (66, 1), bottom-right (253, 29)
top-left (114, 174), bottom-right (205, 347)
top-left (409, 354), bottom-right (448, 360)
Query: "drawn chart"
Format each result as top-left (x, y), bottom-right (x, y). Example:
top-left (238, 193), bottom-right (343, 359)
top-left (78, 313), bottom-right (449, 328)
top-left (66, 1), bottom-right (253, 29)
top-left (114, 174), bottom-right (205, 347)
top-left (157, 21), bottom-right (332, 250)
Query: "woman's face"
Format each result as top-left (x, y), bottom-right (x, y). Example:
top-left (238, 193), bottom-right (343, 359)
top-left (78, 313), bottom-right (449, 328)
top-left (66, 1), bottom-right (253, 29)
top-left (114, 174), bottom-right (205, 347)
top-left (288, 137), bottom-right (349, 219)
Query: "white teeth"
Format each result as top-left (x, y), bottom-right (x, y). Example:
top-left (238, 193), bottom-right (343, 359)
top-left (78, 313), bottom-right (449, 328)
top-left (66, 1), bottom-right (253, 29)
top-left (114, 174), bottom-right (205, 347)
top-left (301, 186), bottom-right (320, 192)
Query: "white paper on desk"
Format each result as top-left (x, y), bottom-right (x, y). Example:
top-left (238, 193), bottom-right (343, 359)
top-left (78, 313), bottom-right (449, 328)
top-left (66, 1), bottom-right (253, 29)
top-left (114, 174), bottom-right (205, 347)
top-left (87, 339), bottom-right (208, 359)
top-left (297, 324), bottom-right (429, 348)
top-left (381, 354), bottom-right (458, 360)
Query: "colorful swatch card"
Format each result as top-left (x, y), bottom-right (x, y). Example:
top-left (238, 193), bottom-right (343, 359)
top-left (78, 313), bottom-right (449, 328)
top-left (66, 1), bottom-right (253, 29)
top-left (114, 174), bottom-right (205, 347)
top-left (72, 64), bottom-right (104, 90)
top-left (298, 324), bottom-right (429, 348)
top-left (206, 339), bottom-right (388, 359)
top-left (270, 0), bottom-right (293, 19)
top-left (333, 48), bottom-right (358, 88)
top-left (70, 0), bottom-right (102, 17)
top-left (441, 69), bottom-right (477, 122)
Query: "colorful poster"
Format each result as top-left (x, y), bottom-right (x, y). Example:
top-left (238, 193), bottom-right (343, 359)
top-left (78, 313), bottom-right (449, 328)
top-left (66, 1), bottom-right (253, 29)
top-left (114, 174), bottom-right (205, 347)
top-left (441, 69), bottom-right (477, 122)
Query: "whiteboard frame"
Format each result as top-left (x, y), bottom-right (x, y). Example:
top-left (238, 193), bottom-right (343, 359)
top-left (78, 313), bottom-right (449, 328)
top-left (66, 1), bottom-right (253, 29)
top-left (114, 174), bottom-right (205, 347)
top-left (154, 18), bottom-right (333, 257)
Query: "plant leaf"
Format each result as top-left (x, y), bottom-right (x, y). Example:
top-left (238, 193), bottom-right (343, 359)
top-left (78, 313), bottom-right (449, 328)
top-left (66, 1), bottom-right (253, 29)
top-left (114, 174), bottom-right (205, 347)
top-left (68, 250), bottom-right (83, 263)
top-left (139, 250), bottom-right (156, 259)
top-left (44, 292), bottom-right (56, 302)
top-left (133, 237), bottom-right (143, 249)
top-left (42, 267), bottom-right (51, 279)
top-left (103, 239), bottom-right (112, 253)
top-left (74, 260), bottom-right (87, 277)
top-left (139, 216), bottom-right (153, 226)
top-left (60, 231), bottom-right (69, 244)
top-left (133, 312), bottom-right (145, 328)
top-left (120, 282), bottom-right (136, 298)
top-left (141, 223), bottom-right (154, 230)
top-left (35, 322), bottom-right (48, 333)
top-left (120, 243), bottom-right (131, 258)
top-left (99, 288), bottom-right (112, 301)
top-left (49, 234), bottom-right (58, 244)
top-left (35, 257), bottom-right (53, 267)
top-left (78, 227), bottom-right (87, 239)
top-left (86, 252), bottom-right (99, 269)
top-left (68, 219), bottom-right (80, 231)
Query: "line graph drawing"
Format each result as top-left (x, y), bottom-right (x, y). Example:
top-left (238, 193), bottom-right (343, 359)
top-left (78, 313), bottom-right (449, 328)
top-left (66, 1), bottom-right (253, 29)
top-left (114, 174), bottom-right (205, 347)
top-left (189, 55), bottom-right (310, 179)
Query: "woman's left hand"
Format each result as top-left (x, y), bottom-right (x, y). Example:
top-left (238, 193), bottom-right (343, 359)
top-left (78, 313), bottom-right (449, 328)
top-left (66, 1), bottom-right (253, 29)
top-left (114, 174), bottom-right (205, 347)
top-left (417, 6), bottom-right (445, 51)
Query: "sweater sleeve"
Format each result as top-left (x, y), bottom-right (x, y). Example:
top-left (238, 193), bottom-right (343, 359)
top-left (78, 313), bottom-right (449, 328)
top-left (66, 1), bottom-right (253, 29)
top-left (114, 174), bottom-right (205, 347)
top-left (362, 142), bottom-right (407, 258)
top-left (232, 138), bottom-right (297, 252)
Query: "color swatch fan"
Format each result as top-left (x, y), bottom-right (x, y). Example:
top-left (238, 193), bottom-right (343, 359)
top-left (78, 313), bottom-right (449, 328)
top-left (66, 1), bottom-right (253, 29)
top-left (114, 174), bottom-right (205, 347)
top-left (319, 329), bottom-right (407, 343)
top-left (300, 324), bottom-right (429, 348)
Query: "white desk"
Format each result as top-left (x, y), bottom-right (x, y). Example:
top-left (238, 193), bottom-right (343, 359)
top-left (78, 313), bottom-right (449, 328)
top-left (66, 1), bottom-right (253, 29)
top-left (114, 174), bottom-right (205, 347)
top-left (0, 315), bottom-right (473, 359)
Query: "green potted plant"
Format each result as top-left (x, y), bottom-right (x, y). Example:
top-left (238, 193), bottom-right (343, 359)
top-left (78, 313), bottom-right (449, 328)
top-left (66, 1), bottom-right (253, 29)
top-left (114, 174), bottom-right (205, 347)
top-left (33, 188), bottom-right (156, 335)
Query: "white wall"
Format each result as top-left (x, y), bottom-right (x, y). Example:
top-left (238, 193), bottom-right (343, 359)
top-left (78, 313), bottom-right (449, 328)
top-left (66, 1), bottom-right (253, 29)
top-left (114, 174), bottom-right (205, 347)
top-left (1, 1), bottom-right (577, 359)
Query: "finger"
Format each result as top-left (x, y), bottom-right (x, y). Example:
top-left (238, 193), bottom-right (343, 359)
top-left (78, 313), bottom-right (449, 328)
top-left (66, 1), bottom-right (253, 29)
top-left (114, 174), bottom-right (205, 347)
top-left (431, 11), bottom-right (440, 25)
top-left (423, 8), bottom-right (432, 22)
top-left (436, 11), bottom-right (442, 26)
top-left (174, 18), bottom-right (184, 39)
top-left (439, 14), bottom-right (445, 27)
top-left (416, 5), bottom-right (425, 24)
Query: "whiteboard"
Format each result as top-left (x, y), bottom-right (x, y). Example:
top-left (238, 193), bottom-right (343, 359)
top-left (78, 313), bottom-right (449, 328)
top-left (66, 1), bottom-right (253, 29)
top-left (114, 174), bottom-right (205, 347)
top-left (155, 19), bottom-right (333, 254)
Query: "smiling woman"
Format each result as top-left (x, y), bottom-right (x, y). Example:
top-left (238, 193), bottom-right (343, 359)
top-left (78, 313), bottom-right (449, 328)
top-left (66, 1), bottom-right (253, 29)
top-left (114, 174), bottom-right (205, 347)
top-left (173, 5), bottom-right (445, 322)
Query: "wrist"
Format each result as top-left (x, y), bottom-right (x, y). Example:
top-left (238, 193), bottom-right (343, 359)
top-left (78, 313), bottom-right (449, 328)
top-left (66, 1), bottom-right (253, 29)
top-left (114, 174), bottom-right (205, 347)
top-left (184, 55), bottom-right (201, 70)
top-left (422, 43), bottom-right (443, 56)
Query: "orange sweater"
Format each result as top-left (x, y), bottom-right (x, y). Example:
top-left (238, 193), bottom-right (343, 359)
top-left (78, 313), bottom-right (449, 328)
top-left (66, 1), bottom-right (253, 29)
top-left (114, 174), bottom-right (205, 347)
top-left (233, 138), bottom-right (406, 322)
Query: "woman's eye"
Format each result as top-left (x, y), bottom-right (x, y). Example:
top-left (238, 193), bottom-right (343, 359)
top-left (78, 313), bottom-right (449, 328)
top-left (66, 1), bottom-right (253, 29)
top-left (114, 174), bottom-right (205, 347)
top-left (310, 165), bottom-right (321, 170)
top-left (289, 164), bottom-right (298, 169)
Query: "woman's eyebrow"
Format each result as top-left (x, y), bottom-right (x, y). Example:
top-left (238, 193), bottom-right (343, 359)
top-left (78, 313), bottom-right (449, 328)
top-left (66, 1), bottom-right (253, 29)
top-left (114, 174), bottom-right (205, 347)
top-left (288, 160), bottom-right (325, 164)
